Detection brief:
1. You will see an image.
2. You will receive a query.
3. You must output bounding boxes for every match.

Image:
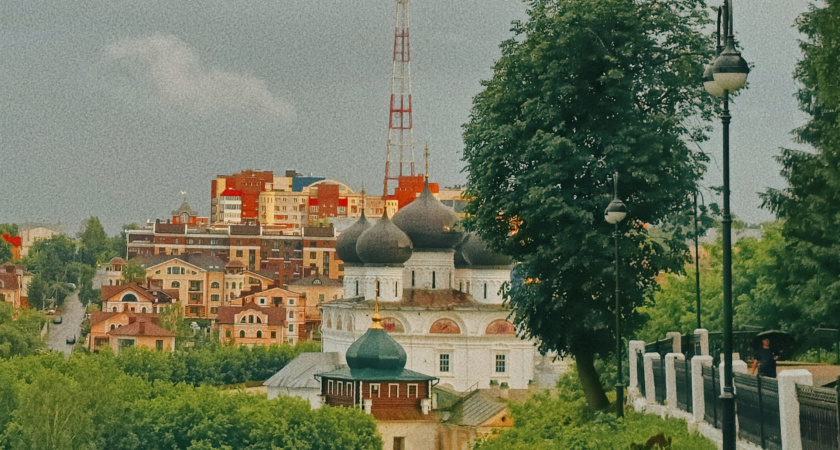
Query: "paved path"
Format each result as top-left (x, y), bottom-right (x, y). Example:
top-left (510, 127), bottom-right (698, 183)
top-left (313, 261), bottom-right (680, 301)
top-left (47, 290), bottom-right (85, 357)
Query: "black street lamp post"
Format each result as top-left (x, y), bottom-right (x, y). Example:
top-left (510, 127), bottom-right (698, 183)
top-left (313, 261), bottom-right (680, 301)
top-left (704, 2), bottom-right (749, 448)
top-left (605, 172), bottom-right (627, 417)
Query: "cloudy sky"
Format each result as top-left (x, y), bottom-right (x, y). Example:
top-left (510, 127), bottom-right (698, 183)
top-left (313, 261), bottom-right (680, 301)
top-left (0, 1), bottom-right (814, 235)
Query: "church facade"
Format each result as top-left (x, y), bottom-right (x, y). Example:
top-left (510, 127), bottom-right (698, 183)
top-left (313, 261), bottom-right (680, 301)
top-left (321, 181), bottom-right (538, 392)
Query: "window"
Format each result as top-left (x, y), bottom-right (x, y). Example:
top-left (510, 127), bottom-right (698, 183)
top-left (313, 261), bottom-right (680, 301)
top-left (288, 299), bottom-right (295, 305)
top-left (432, 271), bottom-right (436, 289)
top-left (439, 354), bottom-right (450, 373)
top-left (411, 271), bottom-right (415, 287)
top-left (288, 311), bottom-right (294, 319)
top-left (370, 383), bottom-right (380, 397)
top-left (156, 340), bottom-right (163, 351)
top-left (407, 384), bottom-right (418, 398)
top-left (171, 281), bottom-right (180, 288)
top-left (210, 307), bottom-right (218, 314)
top-left (211, 294), bottom-right (219, 302)
top-left (239, 330), bottom-right (245, 338)
top-left (271, 331), bottom-right (277, 339)
top-left (236, 250), bottom-right (243, 257)
top-left (190, 281), bottom-right (201, 291)
top-left (211, 282), bottom-right (220, 289)
top-left (389, 384), bottom-right (399, 397)
top-left (484, 283), bottom-right (488, 299)
top-left (347, 383), bottom-right (353, 398)
top-left (189, 307), bottom-right (199, 315)
top-left (393, 437), bottom-right (405, 450)
top-left (289, 324), bottom-right (295, 333)
top-left (337, 381), bottom-right (343, 395)
top-left (249, 315), bottom-right (254, 323)
top-left (259, 297), bottom-right (266, 305)
top-left (226, 330), bottom-right (231, 338)
top-left (110, 324), bottom-right (115, 330)
top-left (309, 252), bottom-right (316, 259)
top-left (495, 354), bottom-right (507, 373)
top-left (319, 294), bottom-right (325, 302)
top-left (328, 380), bottom-right (334, 394)
top-left (256, 330), bottom-right (262, 338)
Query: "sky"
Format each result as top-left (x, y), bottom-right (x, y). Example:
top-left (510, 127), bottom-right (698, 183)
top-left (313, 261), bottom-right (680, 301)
top-left (0, 1), bottom-right (815, 235)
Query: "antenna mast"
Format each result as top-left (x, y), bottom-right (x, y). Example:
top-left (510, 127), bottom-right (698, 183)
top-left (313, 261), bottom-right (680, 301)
top-left (383, 0), bottom-right (416, 197)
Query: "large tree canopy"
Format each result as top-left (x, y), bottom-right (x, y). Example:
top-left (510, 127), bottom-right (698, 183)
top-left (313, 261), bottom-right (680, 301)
top-left (762, 1), bottom-right (840, 334)
top-left (462, 0), bottom-right (714, 409)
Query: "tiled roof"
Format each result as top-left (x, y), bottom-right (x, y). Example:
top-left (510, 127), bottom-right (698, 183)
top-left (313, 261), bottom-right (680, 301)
top-left (445, 389), bottom-right (508, 427)
top-left (135, 254), bottom-right (227, 272)
top-left (315, 366), bottom-right (436, 382)
top-left (108, 320), bottom-right (175, 337)
top-left (100, 283), bottom-right (158, 303)
top-left (89, 311), bottom-right (121, 326)
top-left (332, 289), bottom-right (507, 311)
top-left (0, 272), bottom-right (20, 290)
top-left (288, 275), bottom-right (342, 287)
top-left (216, 302), bottom-right (286, 324)
top-left (264, 352), bottom-right (344, 389)
top-left (90, 311), bottom-right (160, 327)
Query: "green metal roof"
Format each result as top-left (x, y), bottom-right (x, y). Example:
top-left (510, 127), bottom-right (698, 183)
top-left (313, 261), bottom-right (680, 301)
top-left (316, 366), bottom-right (437, 382)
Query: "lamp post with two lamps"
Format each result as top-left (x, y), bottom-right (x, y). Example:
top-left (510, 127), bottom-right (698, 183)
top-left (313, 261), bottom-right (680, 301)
top-left (702, 1), bottom-right (750, 448)
top-left (604, 172), bottom-right (628, 417)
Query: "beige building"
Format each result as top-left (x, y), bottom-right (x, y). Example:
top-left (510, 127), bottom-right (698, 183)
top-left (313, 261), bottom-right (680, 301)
top-left (108, 317), bottom-right (176, 353)
top-left (18, 225), bottom-right (63, 257)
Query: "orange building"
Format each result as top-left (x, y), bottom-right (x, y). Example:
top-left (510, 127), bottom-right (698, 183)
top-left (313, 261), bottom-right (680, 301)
top-left (108, 316), bottom-right (176, 353)
top-left (232, 287), bottom-right (306, 343)
top-left (0, 263), bottom-right (26, 308)
top-left (216, 301), bottom-right (288, 347)
top-left (101, 283), bottom-right (178, 314)
top-left (87, 311), bottom-right (160, 351)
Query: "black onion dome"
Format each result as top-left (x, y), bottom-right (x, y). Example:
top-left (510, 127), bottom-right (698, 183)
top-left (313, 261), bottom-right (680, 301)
top-left (461, 232), bottom-right (513, 266)
top-left (345, 328), bottom-right (407, 370)
top-left (336, 212), bottom-right (371, 264)
top-left (356, 214), bottom-right (413, 264)
top-left (393, 181), bottom-right (463, 249)
top-left (453, 237), bottom-right (469, 268)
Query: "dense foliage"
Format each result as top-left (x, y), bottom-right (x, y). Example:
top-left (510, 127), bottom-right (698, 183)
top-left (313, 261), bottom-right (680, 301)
top-left (462, 0), bottom-right (715, 409)
top-left (473, 369), bottom-right (714, 449)
top-left (0, 303), bottom-right (46, 358)
top-left (0, 352), bottom-right (380, 449)
top-left (762, 0), bottom-right (840, 334)
top-left (0, 224), bottom-right (18, 263)
top-left (636, 223), bottom-right (786, 341)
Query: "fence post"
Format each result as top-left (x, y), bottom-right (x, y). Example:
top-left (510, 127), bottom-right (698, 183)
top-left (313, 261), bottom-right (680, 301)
top-left (693, 328), bottom-right (709, 356)
top-left (666, 331), bottom-right (682, 353)
top-left (665, 353), bottom-right (684, 411)
top-left (644, 353), bottom-right (660, 405)
top-left (777, 369), bottom-right (812, 450)
top-left (718, 358), bottom-right (748, 392)
top-left (629, 340), bottom-right (645, 392)
top-left (691, 355), bottom-right (713, 424)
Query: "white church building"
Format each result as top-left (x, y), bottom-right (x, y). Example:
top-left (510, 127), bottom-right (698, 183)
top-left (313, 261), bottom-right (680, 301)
top-left (321, 181), bottom-right (549, 392)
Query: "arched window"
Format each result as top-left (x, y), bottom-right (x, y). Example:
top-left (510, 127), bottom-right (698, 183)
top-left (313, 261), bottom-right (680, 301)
top-left (211, 282), bottom-right (220, 289)
top-left (430, 318), bottom-right (461, 334)
top-left (121, 293), bottom-right (138, 302)
top-left (171, 281), bottom-right (180, 288)
top-left (239, 282), bottom-right (243, 289)
top-left (141, 307), bottom-right (147, 313)
top-left (337, 317), bottom-right (343, 330)
top-left (240, 316), bottom-right (247, 323)
top-left (327, 317), bottom-right (332, 328)
top-left (256, 316), bottom-right (262, 324)
top-left (239, 330), bottom-right (245, 338)
top-left (249, 315), bottom-right (254, 323)
top-left (485, 319), bottom-right (516, 335)
top-left (256, 330), bottom-right (263, 338)
top-left (112, 307), bottom-right (117, 312)
top-left (110, 324), bottom-right (116, 330)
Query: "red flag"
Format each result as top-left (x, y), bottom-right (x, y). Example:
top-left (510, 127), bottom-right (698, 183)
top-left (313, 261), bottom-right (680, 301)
top-left (2, 233), bottom-right (22, 247)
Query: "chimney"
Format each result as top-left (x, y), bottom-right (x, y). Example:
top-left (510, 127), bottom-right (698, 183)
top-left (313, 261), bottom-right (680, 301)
top-left (139, 322), bottom-right (145, 334)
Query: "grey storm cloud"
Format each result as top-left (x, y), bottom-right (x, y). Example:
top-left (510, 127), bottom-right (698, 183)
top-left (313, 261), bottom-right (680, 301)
top-left (106, 35), bottom-right (295, 120)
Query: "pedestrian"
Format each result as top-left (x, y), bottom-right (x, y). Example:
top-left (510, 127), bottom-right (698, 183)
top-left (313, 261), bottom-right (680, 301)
top-left (750, 337), bottom-right (778, 378)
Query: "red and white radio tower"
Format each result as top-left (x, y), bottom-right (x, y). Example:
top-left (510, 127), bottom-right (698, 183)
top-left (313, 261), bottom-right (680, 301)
top-left (383, 0), bottom-right (416, 197)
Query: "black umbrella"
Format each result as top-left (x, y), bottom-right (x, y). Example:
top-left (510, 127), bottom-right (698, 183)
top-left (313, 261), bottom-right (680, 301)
top-left (753, 330), bottom-right (795, 360)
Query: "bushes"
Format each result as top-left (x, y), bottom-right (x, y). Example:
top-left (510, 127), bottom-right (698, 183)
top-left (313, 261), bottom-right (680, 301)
top-left (474, 371), bottom-right (715, 450)
top-left (114, 340), bottom-right (321, 386)
top-left (0, 353), bottom-right (380, 449)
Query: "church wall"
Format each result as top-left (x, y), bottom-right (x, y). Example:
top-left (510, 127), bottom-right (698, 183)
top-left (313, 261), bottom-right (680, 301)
top-left (453, 267), bottom-right (510, 304)
top-left (403, 250), bottom-right (455, 290)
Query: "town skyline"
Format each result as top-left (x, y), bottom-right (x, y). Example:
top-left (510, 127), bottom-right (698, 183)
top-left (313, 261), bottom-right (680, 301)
top-left (0, 1), bottom-right (813, 235)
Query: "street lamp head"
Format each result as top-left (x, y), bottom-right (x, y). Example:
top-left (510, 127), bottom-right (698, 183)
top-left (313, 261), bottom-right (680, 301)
top-left (604, 198), bottom-right (627, 224)
top-left (712, 40), bottom-right (749, 92)
top-left (703, 63), bottom-right (724, 97)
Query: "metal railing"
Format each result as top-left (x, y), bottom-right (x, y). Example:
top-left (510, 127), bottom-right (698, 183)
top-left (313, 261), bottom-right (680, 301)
top-left (734, 373), bottom-right (781, 449)
top-left (675, 358), bottom-right (692, 413)
top-left (797, 383), bottom-right (840, 449)
top-left (645, 337), bottom-right (674, 359)
top-left (636, 349), bottom-right (646, 398)
top-left (702, 364), bottom-right (723, 429)
top-left (652, 358), bottom-right (666, 404)
top-left (708, 330), bottom-right (759, 365)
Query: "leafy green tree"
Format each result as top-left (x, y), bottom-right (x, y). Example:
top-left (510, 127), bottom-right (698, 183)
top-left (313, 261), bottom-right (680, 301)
top-left (762, 0), bottom-right (840, 335)
top-left (0, 223), bottom-right (19, 263)
top-left (78, 216), bottom-right (110, 265)
top-left (122, 259), bottom-right (147, 284)
top-left (0, 303), bottom-right (46, 358)
top-left (462, 0), bottom-right (714, 409)
top-left (24, 234), bottom-right (77, 282)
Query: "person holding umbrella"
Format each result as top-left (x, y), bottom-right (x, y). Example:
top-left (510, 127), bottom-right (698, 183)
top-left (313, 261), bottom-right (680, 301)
top-left (750, 336), bottom-right (779, 378)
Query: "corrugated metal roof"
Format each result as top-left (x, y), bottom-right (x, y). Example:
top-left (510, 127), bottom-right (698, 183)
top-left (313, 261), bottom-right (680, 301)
top-left (264, 352), bottom-right (344, 389)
